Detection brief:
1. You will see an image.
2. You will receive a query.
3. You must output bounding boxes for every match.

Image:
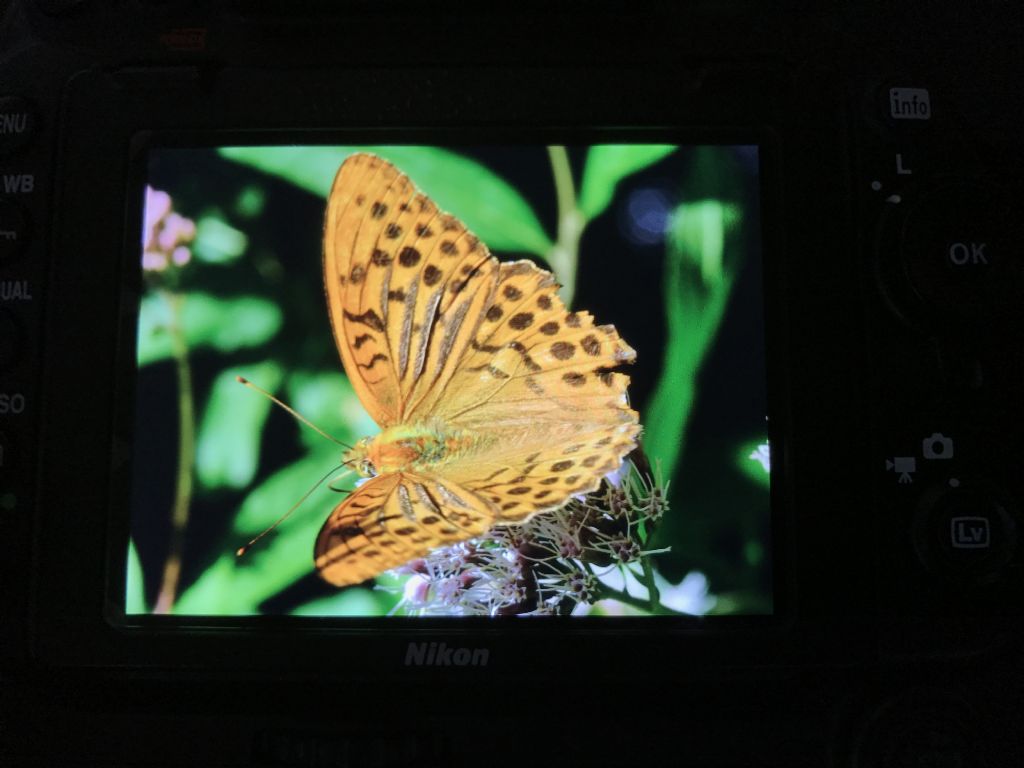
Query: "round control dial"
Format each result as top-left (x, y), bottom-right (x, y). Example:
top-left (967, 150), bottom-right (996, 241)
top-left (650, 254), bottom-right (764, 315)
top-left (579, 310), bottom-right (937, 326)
top-left (912, 482), bottom-right (1018, 582)
top-left (878, 181), bottom-right (1023, 329)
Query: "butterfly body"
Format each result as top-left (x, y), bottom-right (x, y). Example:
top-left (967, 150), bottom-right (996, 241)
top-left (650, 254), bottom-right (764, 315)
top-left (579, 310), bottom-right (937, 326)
top-left (347, 423), bottom-right (478, 477)
top-left (315, 152), bottom-right (640, 587)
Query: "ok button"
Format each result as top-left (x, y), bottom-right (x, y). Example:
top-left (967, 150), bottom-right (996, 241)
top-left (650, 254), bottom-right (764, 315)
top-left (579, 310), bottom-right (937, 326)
top-left (947, 241), bottom-right (988, 268)
top-left (898, 182), bottom-right (1020, 324)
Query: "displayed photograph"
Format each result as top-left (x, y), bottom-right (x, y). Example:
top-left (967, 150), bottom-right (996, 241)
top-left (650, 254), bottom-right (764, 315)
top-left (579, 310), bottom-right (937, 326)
top-left (127, 143), bottom-right (770, 617)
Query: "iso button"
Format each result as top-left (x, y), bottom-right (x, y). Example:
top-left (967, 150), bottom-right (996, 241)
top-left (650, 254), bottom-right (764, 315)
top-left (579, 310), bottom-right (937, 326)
top-left (898, 184), bottom-right (1021, 327)
top-left (0, 200), bottom-right (29, 263)
top-left (0, 97), bottom-right (38, 155)
top-left (912, 484), bottom-right (1018, 582)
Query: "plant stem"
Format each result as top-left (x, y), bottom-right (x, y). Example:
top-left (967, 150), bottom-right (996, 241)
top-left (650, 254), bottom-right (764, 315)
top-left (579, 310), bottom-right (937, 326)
top-left (594, 582), bottom-right (684, 616)
top-left (546, 145), bottom-right (585, 307)
top-left (586, 562), bottom-right (683, 615)
top-left (641, 556), bottom-right (662, 610)
top-left (154, 291), bottom-right (195, 614)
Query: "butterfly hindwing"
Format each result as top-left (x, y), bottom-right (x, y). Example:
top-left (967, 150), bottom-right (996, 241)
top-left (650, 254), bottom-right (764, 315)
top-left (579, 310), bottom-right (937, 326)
top-left (315, 471), bottom-right (493, 587)
top-left (443, 431), bottom-right (640, 521)
top-left (427, 260), bottom-right (640, 517)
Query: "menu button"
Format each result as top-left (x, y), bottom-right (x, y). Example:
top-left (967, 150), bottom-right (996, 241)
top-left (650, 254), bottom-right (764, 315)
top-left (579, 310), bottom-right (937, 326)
top-left (0, 97), bottom-right (38, 155)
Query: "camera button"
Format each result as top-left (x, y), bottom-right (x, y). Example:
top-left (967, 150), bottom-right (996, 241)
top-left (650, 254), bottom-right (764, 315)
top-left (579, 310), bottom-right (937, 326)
top-left (0, 97), bottom-right (38, 155)
top-left (0, 200), bottom-right (30, 263)
top-left (913, 484), bottom-right (1017, 581)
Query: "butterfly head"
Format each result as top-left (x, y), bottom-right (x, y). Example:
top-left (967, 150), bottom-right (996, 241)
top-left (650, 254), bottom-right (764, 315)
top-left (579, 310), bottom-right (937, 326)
top-left (344, 437), bottom-right (377, 478)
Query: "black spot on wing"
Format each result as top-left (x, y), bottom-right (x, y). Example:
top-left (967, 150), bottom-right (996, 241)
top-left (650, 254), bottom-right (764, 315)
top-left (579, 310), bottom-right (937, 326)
top-left (344, 308), bottom-right (385, 332)
top-left (357, 353), bottom-right (389, 370)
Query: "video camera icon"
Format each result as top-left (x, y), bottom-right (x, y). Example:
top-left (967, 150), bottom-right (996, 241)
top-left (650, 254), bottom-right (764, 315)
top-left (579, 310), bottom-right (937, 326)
top-left (885, 456), bottom-right (916, 484)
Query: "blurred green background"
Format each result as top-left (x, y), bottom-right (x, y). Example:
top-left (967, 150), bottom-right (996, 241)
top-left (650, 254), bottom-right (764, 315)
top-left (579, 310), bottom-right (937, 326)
top-left (128, 144), bottom-right (770, 617)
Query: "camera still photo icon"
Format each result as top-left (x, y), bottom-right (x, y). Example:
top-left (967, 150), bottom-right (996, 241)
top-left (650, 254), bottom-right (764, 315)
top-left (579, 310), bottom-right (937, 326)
top-left (922, 432), bottom-right (954, 460)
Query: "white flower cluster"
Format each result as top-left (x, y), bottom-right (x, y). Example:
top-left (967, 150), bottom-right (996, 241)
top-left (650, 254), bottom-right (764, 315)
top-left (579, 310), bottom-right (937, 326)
top-left (390, 462), bottom-right (673, 616)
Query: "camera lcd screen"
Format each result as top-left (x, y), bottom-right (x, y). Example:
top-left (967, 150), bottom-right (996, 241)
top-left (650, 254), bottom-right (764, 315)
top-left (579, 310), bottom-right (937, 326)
top-left (126, 143), bottom-right (770, 618)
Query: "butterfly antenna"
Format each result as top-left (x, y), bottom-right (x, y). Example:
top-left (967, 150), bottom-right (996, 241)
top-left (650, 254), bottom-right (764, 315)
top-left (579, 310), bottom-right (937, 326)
top-left (235, 461), bottom-right (356, 557)
top-left (236, 376), bottom-right (352, 449)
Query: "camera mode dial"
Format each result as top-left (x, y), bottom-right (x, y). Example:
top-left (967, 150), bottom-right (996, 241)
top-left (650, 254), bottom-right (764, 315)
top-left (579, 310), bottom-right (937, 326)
top-left (912, 481), bottom-right (1018, 583)
top-left (876, 180), bottom-right (1023, 332)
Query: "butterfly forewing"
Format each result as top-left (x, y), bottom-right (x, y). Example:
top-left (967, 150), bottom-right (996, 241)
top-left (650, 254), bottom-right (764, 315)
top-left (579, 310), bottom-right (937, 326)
top-left (325, 153), bottom-right (504, 426)
top-left (324, 155), bottom-right (405, 425)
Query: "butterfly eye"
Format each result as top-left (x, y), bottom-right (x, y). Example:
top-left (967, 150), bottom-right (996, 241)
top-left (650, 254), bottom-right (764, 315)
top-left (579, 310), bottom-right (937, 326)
top-left (360, 459), bottom-right (376, 477)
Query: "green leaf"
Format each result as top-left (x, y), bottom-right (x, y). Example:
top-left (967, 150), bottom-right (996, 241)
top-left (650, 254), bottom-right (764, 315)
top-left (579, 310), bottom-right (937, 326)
top-left (375, 147), bottom-right (553, 257)
top-left (707, 589), bottom-right (773, 616)
top-left (578, 144), bottom-right (676, 221)
top-left (125, 538), bottom-right (147, 614)
top-left (174, 371), bottom-right (380, 614)
top-left (192, 214), bottom-right (248, 265)
top-left (285, 370), bottom-right (378, 451)
top-left (174, 447), bottom-right (341, 615)
top-left (671, 200), bottom-right (741, 284)
top-left (195, 362), bottom-right (284, 490)
top-left (290, 587), bottom-right (397, 617)
top-left (230, 446), bottom-right (341, 532)
top-left (137, 292), bottom-right (283, 366)
top-left (218, 146), bottom-right (346, 197)
top-left (744, 540), bottom-right (765, 568)
top-left (642, 199), bottom-right (743, 483)
top-left (218, 145), bottom-right (553, 256)
top-left (234, 185), bottom-right (266, 219)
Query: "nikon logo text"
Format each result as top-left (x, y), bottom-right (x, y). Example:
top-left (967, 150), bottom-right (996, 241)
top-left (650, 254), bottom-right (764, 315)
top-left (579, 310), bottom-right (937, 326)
top-left (404, 642), bottom-right (489, 667)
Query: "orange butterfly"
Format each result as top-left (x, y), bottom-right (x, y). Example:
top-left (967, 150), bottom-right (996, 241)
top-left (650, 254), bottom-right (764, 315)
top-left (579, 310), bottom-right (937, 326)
top-left (316, 152), bottom-right (640, 586)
